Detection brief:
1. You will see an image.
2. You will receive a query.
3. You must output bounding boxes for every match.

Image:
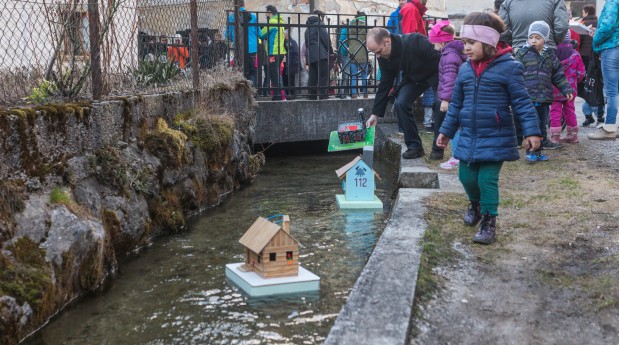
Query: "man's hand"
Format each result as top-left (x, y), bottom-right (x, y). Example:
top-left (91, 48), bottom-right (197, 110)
top-left (523, 136), bottom-right (541, 151)
top-left (366, 114), bottom-right (378, 128)
top-left (436, 133), bottom-right (450, 148)
top-left (440, 100), bottom-right (449, 112)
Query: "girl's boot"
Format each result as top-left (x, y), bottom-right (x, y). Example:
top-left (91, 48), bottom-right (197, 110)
top-left (473, 213), bottom-right (496, 244)
top-left (561, 126), bottom-right (579, 143)
top-left (463, 201), bottom-right (481, 226)
top-left (550, 127), bottom-right (562, 144)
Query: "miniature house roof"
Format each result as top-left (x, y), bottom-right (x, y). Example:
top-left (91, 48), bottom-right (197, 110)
top-left (335, 156), bottom-right (382, 180)
top-left (239, 217), bottom-right (298, 254)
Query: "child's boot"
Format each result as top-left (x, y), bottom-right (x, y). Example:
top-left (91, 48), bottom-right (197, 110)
top-left (473, 213), bottom-right (496, 244)
top-left (596, 115), bottom-right (605, 126)
top-left (561, 126), bottom-right (579, 143)
top-left (463, 201), bottom-right (482, 226)
top-left (582, 115), bottom-right (595, 127)
top-left (550, 127), bottom-right (562, 144)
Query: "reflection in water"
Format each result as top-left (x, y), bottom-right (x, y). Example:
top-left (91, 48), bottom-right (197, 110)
top-left (27, 153), bottom-right (395, 345)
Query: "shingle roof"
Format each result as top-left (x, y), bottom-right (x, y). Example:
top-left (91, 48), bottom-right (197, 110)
top-left (239, 217), bottom-right (282, 254)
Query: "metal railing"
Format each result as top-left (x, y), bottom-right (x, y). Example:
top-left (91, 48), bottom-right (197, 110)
top-left (226, 10), bottom-right (445, 100)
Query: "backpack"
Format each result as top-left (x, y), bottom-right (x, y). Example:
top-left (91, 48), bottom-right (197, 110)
top-left (578, 51), bottom-right (605, 106)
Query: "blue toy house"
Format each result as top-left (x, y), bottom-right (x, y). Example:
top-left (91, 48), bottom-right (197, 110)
top-left (335, 156), bottom-right (383, 209)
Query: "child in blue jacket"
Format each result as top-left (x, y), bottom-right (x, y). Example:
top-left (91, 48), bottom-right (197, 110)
top-left (436, 12), bottom-right (541, 244)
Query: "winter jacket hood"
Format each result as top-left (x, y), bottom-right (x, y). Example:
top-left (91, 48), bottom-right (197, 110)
top-left (499, 0), bottom-right (569, 49)
top-left (437, 40), bottom-right (467, 101)
top-left (439, 53), bottom-right (541, 163)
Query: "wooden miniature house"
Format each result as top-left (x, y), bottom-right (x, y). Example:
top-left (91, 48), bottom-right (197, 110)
top-left (238, 215), bottom-right (299, 279)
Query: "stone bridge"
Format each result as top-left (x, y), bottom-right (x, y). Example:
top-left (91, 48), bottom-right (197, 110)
top-left (254, 98), bottom-right (399, 144)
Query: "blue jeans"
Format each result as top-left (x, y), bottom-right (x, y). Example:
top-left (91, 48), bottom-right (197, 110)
top-left (582, 102), bottom-right (603, 117)
top-left (422, 87), bottom-right (435, 107)
top-left (601, 47), bottom-right (619, 126)
top-left (350, 63), bottom-right (368, 95)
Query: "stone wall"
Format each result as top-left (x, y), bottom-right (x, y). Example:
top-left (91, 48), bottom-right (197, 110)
top-left (0, 73), bottom-right (262, 345)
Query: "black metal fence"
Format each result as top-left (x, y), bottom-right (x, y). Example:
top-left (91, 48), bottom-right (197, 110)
top-left (226, 10), bottom-right (445, 100)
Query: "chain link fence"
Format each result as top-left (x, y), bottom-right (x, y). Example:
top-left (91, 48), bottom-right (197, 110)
top-left (0, 0), bottom-right (233, 107)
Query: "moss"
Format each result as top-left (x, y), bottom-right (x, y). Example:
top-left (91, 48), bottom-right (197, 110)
top-left (173, 111), bottom-right (234, 155)
top-left (0, 180), bottom-right (26, 247)
top-left (0, 237), bottom-right (54, 313)
top-left (148, 189), bottom-right (185, 232)
top-left (112, 97), bottom-right (133, 139)
top-left (144, 118), bottom-right (188, 168)
top-left (89, 146), bottom-right (128, 193)
top-left (249, 152), bottom-right (266, 176)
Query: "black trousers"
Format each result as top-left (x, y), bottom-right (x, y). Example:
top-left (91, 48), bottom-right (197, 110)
top-left (308, 59), bottom-right (329, 99)
top-left (394, 81), bottom-right (434, 150)
top-left (432, 100), bottom-right (446, 152)
top-left (282, 71), bottom-right (297, 98)
top-left (245, 53), bottom-right (257, 87)
top-left (267, 55), bottom-right (283, 97)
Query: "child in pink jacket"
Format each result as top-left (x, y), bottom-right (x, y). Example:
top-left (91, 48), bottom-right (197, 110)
top-left (550, 31), bottom-right (586, 143)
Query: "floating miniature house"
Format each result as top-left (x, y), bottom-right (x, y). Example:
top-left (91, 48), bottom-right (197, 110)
top-left (238, 215), bottom-right (299, 278)
top-left (225, 215), bottom-right (320, 296)
top-left (335, 150), bottom-right (383, 209)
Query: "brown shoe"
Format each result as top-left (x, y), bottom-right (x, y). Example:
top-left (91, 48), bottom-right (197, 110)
top-left (351, 94), bottom-right (358, 99)
top-left (587, 127), bottom-right (617, 140)
top-left (363, 94), bottom-right (369, 99)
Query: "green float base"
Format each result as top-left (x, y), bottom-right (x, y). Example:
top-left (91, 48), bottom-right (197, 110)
top-left (336, 194), bottom-right (383, 210)
top-left (225, 263), bottom-right (320, 297)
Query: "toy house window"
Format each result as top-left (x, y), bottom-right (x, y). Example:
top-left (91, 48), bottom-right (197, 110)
top-left (61, 10), bottom-right (90, 56)
top-left (286, 251), bottom-right (293, 261)
top-left (269, 253), bottom-right (276, 261)
top-left (258, 255), bottom-right (261, 263)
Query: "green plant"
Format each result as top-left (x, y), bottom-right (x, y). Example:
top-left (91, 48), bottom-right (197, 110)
top-left (23, 79), bottom-right (58, 104)
top-left (134, 58), bottom-right (181, 86)
top-left (50, 187), bottom-right (71, 204)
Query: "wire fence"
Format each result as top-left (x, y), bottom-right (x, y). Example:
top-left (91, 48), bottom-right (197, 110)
top-left (0, 0), bottom-right (233, 107)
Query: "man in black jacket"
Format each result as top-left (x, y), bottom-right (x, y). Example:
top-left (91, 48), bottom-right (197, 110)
top-left (365, 27), bottom-right (440, 159)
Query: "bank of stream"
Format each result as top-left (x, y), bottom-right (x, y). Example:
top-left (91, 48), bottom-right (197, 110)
top-left (25, 152), bottom-right (397, 344)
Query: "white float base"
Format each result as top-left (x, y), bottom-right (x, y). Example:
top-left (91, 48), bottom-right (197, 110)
top-left (336, 194), bottom-right (383, 210)
top-left (225, 263), bottom-right (320, 297)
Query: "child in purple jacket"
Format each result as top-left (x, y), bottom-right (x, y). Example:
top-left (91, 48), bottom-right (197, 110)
top-left (550, 31), bottom-right (585, 143)
top-left (428, 20), bottom-right (467, 169)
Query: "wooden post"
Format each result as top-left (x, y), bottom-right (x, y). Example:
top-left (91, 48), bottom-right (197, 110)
top-left (233, 0), bottom-right (243, 70)
top-left (190, 0), bottom-right (200, 89)
top-left (87, 0), bottom-right (102, 100)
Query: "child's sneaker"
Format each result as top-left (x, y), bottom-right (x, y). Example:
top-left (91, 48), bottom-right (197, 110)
top-left (440, 157), bottom-right (460, 169)
top-left (525, 151), bottom-right (538, 163)
top-left (536, 152), bottom-right (549, 161)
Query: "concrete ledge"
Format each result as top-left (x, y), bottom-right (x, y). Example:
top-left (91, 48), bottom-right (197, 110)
top-left (325, 188), bottom-right (433, 345)
top-left (399, 165), bottom-right (440, 189)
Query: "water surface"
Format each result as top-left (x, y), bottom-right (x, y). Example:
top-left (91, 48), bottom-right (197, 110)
top-left (28, 153), bottom-right (396, 345)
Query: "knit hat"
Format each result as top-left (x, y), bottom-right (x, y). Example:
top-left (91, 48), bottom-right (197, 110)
top-left (429, 20), bottom-right (454, 43)
top-left (528, 21), bottom-right (550, 42)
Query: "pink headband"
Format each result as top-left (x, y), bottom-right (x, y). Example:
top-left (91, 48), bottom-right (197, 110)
top-left (460, 25), bottom-right (500, 47)
top-left (429, 20), bottom-right (454, 43)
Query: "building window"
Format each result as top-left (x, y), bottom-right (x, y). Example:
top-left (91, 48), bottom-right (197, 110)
top-left (62, 11), bottom-right (90, 56)
top-left (286, 251), bottom-right (293, 261)
top-left (269, 253), bottom-right (276, 261)
top-left (258, 255), bottom-right (261, 263)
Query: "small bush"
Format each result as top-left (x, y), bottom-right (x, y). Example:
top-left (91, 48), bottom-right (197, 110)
top-left (49, 187), bottom-right (71, 204)
top-left (23, 79), bottom-right (58, 104)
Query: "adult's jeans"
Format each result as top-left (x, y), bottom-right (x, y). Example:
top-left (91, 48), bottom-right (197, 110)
top-left (601, 47), bottom-right (619, 127)
top-left (394, 81), bottom-right (432, 151)
top-left (308, 59), bottom-right (329, 99)
top-left (350, 63), bottom-right (368, 95)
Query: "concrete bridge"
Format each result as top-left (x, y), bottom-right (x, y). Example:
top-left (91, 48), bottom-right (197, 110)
top-left (254, 97), bottom-right (399, 144)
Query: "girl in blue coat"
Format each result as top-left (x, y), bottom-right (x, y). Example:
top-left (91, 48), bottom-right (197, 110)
top-left (436, 12), bottom-right (542, 244)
